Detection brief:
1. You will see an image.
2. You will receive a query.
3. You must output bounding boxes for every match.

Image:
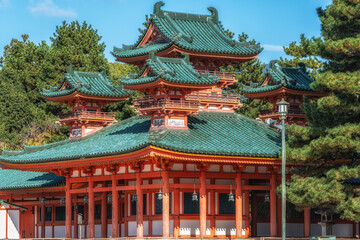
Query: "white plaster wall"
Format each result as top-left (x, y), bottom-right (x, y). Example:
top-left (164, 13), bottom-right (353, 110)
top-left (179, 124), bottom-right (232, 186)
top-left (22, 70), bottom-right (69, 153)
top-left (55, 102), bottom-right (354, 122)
top-left (0, 210), bottom-right (7, 239)
top-left (186, 164), bottom-right (199, 172)
top-left (287, 223), bottom-right (303, 237)
top-left (244, 166), bottom-right (255, 173)
top-left (45, 226), bottom-right (52, 238)
top-left (170, 220), bottom-right (174, 235)
top-left (54, 226), bottom-right (65, 238)
top-left (257, 222), bottom-right (270, 236)
top-left (118, 166), bottom-right (126, 174)
top-left (223, 165), bottom-right (232, 172)
top-left (258, 166), bottom-right (269, 173)
top-left (180, 219), bottom-right (199, 236)
top-left (215, 179), bottom-right (232, 185)
top-left (311, 223), bottom-right (322, 236)
top-left (153, 164), bottom-right (160, 171)
top-left (215, 192), bottom-right (218, 214)
top-left (79, 225), bottom-right (85, 238)
top-left (128, 221), bottom-right (136, 236)
top-left (172, 163), bottom-right (183, 171)
top-left (207, 165), bottom-right (219, 172)
top-left (71, 170), bottom-right (79, 177)
top-left (143, 164), bottom-right (151, 172)
top-left (215, 220), bottom-right (241, 236)
top-left (333, 224), bottom-right (353, 237)
top-left (7, 210), bottom-right (19, 239)
top-left (93, 168), bottom-right (102, 176)
top-left (180, 192), bottom-right (183, 214)
top-left (143, 221), bottom-right (149, 236)
top-left (180, 178), bottom-right (199, 184)
top-left (121, 223), bottom-right (125, 237)
top-left (95, 224), bottom-right (101, 237)
top-left (152, 220), bottom-right (163, 236)
top-left (107, 224), bottom-right (112, 238)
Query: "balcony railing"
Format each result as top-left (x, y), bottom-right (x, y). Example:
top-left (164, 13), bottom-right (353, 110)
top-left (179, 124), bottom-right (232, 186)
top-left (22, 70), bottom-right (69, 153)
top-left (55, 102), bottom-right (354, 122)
top-left (134, 97), bottom-right (199, 111)
top-left (60, 110), bottom-right (115, 121)
top-left (186, 92), bottom-right (239, 103)
top-left (197, 70), bottom-right (236, 79)
top-left (260, 108), bottom-right (305, 116)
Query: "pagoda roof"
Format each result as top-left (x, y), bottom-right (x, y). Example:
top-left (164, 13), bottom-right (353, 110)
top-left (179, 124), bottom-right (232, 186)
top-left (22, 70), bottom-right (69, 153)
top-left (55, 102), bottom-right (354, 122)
top-left (41, 67), bottom-right (132, 99)
top-left (112, 2), bottom-right (262, 59)
top-left (243, 62), bottom-right (315, 94)
top-left (119, 53), bottom-right (219, 86)
top-left (0, 169), bottom-right (65, 190)
top-left (0, 112), bottom-right (281, 165)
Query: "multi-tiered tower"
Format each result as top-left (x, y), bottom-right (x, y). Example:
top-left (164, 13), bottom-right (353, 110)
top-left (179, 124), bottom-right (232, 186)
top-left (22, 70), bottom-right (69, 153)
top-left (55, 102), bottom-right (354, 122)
top-left (41, 67), bottom-right (132, 138)
top-left (113, 1), bottom-right (262, 127)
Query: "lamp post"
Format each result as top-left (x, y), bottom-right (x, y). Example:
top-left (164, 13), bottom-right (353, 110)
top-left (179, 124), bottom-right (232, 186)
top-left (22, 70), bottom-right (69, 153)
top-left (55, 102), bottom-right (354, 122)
top-left (278, 98), bottom-right (289, 240)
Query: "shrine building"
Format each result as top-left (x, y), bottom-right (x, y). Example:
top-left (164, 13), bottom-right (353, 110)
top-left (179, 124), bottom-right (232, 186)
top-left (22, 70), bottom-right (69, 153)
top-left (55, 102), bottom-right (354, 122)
top-left (0, 2), bottom-right (358, 239)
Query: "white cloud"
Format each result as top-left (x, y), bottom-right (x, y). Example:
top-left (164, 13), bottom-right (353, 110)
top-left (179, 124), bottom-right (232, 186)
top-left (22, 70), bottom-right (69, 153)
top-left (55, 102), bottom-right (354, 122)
top-left (0, 0), bottom-right (9, 8)
top-left (29, 0), bottom-right (77, 18)
top-left (262, 44), bottom-right (284, 52)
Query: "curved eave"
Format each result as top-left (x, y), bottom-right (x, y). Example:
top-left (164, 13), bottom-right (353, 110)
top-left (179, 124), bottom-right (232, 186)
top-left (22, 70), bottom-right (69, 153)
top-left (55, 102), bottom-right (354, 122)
top-left (115, 44), bottom-right (260, 64)
top-left (45, 91), bottom-right (130, 103)
top-left (0, 185), bottom-right (65, 193)
top-left (0, 146), bottom-right (281, 172)
top-left (244, 86), bottom-right (326, 98)
top-left (123, 79), bottom-right (218, 91)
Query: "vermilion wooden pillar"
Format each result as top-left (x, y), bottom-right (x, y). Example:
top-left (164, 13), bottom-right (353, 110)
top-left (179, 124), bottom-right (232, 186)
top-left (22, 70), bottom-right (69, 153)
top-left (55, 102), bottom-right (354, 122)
top-left (112, 173), bottom-right (119, 237)
top-left (304, 208), bottom-right (311, 237)
top-left (136, 171), bottom-right (143, 237)
top-left (66, 177), bottom-right (72, 238)
top-left (199, 170), bottom-right (207, 238)
top-left (210, 179), bottom-right (215, 237)
top-left (162, 170), bottom-right (170, 237)
top-left (270, 171), bottom-right (277, 236)
top-left (41, 203), bottom-right (45, 238)
top-left (173, 178), bottom-right (180, 237)
top-left (124, 192), bottom-right (128, 237)
top-left (148, 180), bottom-right (153, 237)
top-left (244, 179), bottom-right (250, 237)
top-left (74, 196), bottom-right (78, 239)
top-left (235, 171), bottom-right (243, 238)
top-left (88, 175), bottom-right (95, 238)
top-left (101, 190), bottom-right (107, 238)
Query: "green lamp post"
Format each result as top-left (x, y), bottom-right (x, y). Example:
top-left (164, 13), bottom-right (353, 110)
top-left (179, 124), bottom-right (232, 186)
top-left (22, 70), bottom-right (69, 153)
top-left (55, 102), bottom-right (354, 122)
top-left (278, 98), bottom-right (289, 240)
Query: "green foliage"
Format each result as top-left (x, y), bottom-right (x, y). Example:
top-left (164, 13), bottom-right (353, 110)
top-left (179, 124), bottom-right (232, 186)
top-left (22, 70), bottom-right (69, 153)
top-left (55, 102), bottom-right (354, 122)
top-left (284, 0), bottom-right (360, 221)
top-left (221, 32), bottom-right (272, 118)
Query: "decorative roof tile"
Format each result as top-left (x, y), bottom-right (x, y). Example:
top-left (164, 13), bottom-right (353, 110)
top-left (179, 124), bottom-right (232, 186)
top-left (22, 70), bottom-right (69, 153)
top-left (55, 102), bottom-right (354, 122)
top-left (243, 62), bottom-right (315, 94)
top-left (112, 2), bottom-right (262, 59)
top-left (0, 169), bottom-right (65, 190)
top-left (0, 112), bottom-right (281, 164)
top-left (119, 54), bottom-right (219, 86)
top-left (41, 67), bottom-right (132, 98)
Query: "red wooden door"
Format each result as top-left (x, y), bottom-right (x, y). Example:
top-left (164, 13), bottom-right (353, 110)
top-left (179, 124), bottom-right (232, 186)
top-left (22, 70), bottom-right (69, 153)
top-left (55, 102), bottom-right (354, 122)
top-left (20, 208), bottom-right (35, 238)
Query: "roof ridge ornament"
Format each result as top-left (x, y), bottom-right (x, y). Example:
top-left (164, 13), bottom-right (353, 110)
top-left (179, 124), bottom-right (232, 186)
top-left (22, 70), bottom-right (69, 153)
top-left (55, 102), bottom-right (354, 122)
top-left (182, 53), bottom-right (190, 64)
top-left (153, 1), bottom-right (165, 16)
top-left (298, 62), bottom-right (306, 73)
top-left (207, 7), bottom-right (219, 23)
top-left (66, 65), bottom-right (74, 74)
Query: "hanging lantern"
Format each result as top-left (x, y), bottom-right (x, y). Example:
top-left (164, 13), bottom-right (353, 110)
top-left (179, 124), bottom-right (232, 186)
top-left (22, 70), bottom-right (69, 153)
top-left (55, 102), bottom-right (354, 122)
top-left (264, 192), bottom-right (270, 203)
top-left (40, 198), bottom-right (45, 206)
top-left (132, 194), bottom-right (137, 202)
top-left (228, 191), bottom-right (235, 202)
top-left (192, 191), bottom-right (198, 201)
top-left (157, 190), bottom-right (163, 200)
top-left (60, 198), bottom-right (65, 206)
top-left (84, 195), bottom-right (89, 204)
top-left (107, 193), bottom-right (112, 203)
top-left (46, 206), bottom-right (52, 213)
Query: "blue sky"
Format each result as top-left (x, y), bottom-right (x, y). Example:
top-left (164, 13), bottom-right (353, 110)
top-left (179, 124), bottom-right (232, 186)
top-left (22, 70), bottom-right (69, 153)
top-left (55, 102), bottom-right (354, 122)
top-left (0, 0), bottom-right (331, 64)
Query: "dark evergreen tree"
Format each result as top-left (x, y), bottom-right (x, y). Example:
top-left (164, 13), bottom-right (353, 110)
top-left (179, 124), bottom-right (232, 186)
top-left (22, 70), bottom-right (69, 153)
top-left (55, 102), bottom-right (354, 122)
top-left (284, 0), bottom-right (360, 221)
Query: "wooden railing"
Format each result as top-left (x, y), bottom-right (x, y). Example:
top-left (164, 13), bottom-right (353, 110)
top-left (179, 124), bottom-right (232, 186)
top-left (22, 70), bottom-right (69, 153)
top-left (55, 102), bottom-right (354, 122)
top-left (197, 70), bottom-right (236, 79)
top-left (134, 98), bottom-right (199, 110)
top-left (60, 111), bottom-right (115, 120)
top-left (186, 92), bottom-right (239, 102)
top-left (260, 108), bottom-right (305, 116)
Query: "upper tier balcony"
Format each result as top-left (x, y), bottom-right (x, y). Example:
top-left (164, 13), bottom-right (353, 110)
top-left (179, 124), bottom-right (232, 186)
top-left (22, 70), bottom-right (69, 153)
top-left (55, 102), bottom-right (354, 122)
top-left (260, 108), bottom-right (305, 116)
top-left (196, 70), bottom-right (236, 79)
top-left (60, 110), bottom-right (115, 121)
top-left (186, 92), bottom-right (239, 103)
top-left (134, 97), bottom-right (199, 112)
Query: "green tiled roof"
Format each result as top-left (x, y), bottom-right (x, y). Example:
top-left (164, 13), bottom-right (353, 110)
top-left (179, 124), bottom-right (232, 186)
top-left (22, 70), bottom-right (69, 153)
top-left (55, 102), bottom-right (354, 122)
top-left (112, 2), bottom-right (262, 59)
top-left (119, 53), bottom-right (219, 86)
top-left (41, 67), bottom-right (132, 98)
top-left (0, 169), bottom-right (65, 190)
top-left (0, 112), bottom-right (281, 164)
top-left (243, 62), bottom-right (315, 94)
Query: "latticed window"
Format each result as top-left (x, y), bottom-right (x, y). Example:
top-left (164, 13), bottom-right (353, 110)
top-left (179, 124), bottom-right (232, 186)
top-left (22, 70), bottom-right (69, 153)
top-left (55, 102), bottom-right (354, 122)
top-left (219, 193), bottom-right (235, 214)
top-left (131, 194), bottom-right (147, 216)
top-left (155, 193), bottom-right (171, 214)
top-left (183, 192), bottom-right (199, 214)
top-left (55, 206), bottom-right (65, 221)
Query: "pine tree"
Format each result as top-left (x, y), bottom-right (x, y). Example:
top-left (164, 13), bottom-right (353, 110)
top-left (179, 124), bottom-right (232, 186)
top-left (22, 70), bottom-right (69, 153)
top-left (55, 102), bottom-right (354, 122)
top-left (285, 0), bottom-right (360, 221)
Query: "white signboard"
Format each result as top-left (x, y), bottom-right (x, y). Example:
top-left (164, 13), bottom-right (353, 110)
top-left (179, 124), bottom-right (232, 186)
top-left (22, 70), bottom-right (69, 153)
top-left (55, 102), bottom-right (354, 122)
top-left (168, 118), bottom-right (185, 127)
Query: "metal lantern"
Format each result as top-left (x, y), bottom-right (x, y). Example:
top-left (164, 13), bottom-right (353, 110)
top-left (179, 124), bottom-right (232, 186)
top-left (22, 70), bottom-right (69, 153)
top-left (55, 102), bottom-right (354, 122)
top-left (84, 195), bottom-right (89, 204)
top-left (157, 190), bottom-right (163, 200)
top-left (192, 191), bottom-right (198, 201)
top-left (264, 192), bottom-right (270, 203)
top-left (277, 98), bottom-right (289, 118)
top-left (40, 198), bottom-right (45, 206)
top-left (107, 193), bottom-right (112, 203)
top-left (131, 194), bottom-right (137, 202)
top-left (60, 198), bottom-right (65, 206)
top-left (228, 192), bottom-right (235, 202)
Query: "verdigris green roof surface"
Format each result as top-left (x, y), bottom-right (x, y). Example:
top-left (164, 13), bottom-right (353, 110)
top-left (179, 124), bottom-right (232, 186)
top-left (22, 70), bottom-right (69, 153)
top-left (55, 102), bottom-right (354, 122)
top-left (243, 62), bottom-right (315, 94)
top-left (41, 67), bottom-right (132, 98)
top-left (0, 112), bottom-right (281, 164)
top-left (0, 169), bottom-right (65, 190)
top-left (112, 2), bottom-right (262, 59)
top-left (119, 54), bottom-right (219, 86)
